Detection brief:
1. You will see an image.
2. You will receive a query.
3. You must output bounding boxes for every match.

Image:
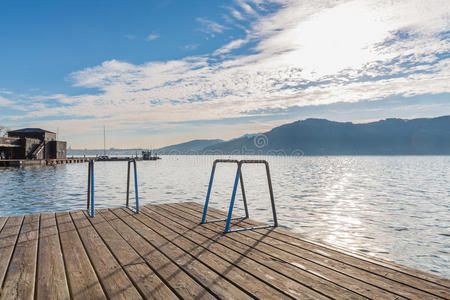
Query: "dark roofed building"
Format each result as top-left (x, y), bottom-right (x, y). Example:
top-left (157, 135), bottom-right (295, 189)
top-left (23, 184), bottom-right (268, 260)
top-left (8, 128), bottom-right (56, 142)
top-left (0, 128), bottom-right (66, 160)
top-left (8, 128), bottom-right (55, 133)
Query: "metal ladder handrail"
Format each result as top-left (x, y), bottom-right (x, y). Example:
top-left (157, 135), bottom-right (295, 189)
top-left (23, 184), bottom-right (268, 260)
top-left (200, 159), bottom-right (278, 233)
top-left (87, 159), bottom-right (140, 217)
top-left (224, 160), bottom-right (278, 233)
top-left (126, 159), bottom-right (140, 213)
top-left (87, 160), bottom-right (95, 217)
top-left (201, 159), bottom-right (249, 224)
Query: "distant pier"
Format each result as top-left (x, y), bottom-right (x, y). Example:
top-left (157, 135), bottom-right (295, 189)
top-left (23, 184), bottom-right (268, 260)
top-left (0, 202), bottom-right (448, 299)
top-left (0, 157), bottom-right (91, 167)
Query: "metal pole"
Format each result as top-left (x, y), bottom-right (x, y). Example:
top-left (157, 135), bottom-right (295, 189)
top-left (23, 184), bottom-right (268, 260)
top-left (201, 162), bottom-right (217, 223)
top-left (265, 162), bottom-right (278, 227)
top-left (133, 159), bottom-right (139, 213)
top-left (239, 171), bottom-right (249, 219)
top-left (87, 161), bottom-right (91, 210)
top-left (126, 160), bottom-right (131, 207)
top-left (225, 164), bottom-right (241, 233)
top-left (103, 125), bottom-right (106, 156)
top-left (90, 161), bottom-right (95, 217)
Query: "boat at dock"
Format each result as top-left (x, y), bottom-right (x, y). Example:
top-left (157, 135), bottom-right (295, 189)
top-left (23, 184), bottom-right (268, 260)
top-left (95, 151), bottom-right (160, 162)
top-left (142, 150), bottom-right (161, 160)
top-left (96, 155), bottom-right (142, 162)
top-left (95, 127), bottom-right (160, 161)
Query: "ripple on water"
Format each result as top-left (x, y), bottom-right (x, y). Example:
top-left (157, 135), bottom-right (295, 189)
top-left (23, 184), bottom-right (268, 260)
top-left (0, 156), bottom-right (449, 278)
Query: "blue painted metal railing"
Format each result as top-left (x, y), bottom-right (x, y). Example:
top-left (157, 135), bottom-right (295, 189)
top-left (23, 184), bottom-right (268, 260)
top-left (87, 159), bottom-right (140, 217)
top-left (87, 160), bottom-right (95, 217)
top-left (126, 159), bottom-right (140, 213)
top-left (201, 159), bottom-right (249, 224)
top-left (201, 159), bottom-right (278, 233)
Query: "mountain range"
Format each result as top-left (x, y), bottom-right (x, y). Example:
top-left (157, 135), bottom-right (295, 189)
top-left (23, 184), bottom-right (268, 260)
top-left (156, 139), bottom-right (223, 154)
top-left (68, 116), bottom-right (450, 156)
top-left (202, 116), bottom-right (450, 155)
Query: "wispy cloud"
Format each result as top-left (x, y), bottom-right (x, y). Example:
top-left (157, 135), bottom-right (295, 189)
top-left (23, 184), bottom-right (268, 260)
top-left (213, 38), bottom-right (249, 55)
top-left (230, 8), bottom-right (245, 21)
top-left (146, 33), bottom-right (160, 41)
top-left (4, 0), bottom-right (450, 145)
top-left (236, 1), bottom-right (258, 17)
top-left (0, 96), bottom-right (14, 107)
top-left (181, 43), bottom-right (200, 51)
top-left (0, 89), bottom-right (13, 95)
top-left (30, 94), bottom-right (67, 101)
top-left (196, 17), bottom-right (229, 35)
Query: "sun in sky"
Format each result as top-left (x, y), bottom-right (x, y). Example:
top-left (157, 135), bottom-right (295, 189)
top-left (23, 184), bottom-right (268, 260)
top-left (0, 0), bottom-right (449, 148)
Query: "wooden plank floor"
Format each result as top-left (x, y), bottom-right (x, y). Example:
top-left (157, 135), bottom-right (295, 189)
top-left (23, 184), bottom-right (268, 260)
top-left (0, 202), bottom-right (449, 299)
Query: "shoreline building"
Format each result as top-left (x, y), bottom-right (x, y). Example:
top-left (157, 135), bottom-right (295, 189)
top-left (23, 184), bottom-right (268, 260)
top-left (0, 128), bottom-right (66, 159)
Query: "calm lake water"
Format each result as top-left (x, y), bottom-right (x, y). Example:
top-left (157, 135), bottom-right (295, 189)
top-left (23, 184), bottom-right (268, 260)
top-left (0, 155), bottom-right (449, 278)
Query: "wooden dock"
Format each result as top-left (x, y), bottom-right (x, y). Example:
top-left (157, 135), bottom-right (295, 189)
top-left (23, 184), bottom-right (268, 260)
top-left (0, 157), bottom-right (90, 167)
top-left (0, 202), bottom-right (448, 299)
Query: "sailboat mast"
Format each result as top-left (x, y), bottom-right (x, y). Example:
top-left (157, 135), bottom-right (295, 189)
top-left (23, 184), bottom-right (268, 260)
top-left (103, 125), bottom-right (106, 156)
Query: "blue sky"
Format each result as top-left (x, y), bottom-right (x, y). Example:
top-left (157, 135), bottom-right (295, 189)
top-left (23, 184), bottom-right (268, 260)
top-left (0, 0), bottom-right (449, 148)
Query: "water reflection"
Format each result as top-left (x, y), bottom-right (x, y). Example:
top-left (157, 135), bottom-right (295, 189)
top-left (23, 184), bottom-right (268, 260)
top-left (0, 155), bottom-right (449, 278)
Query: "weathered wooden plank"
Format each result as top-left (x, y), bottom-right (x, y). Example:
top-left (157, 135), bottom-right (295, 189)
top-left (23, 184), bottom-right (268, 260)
top-left (185, 201), bottom-right (450, 288)
top-left (0, 215), bottom-right (23, 286)
top-left (2, 214), bottom-right (39, 299)
top-left (70, 211), bottom-right (142, 299)
top-left (0, 216), bottom-right (8, 233)
top-left (85, 210), bottom-right (178, 300)
top-left (112, 208), bottom-right (256, 299)
top-left (185, 201), bottom-right (450, 284)
top-left (36, 213), bottom-right (70, 299)
top-left (270, 228), bottom-right (450, 289)
top-left (148, 204), bottom-right (403, 299)
top-left (0, 203), bottom-right (447, 300)
top-left (262, 231), bottom-right (450, 299)
top-left (56, 212), bottom-right (106, 300)
top-left (140, 206), bottom-right (352, 299)
top-left (125, 208), bottom-right (301, 300)
top-left (98, 208), bottom-right (215, 300)
top-left (175, 202), bottom-right (450, 299)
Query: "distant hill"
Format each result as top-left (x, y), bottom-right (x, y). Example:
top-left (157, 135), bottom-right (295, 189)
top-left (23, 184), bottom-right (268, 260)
top-left (67, 140), bottom-right (224, 156)
top-left (68, 116), bottom-right (450, 156)
top-left (156, 139), bottom-right (224, 154)
top-left (67, 148), bottom-right (144, 156)
top-left (202, 116), bottom-right (450, 155)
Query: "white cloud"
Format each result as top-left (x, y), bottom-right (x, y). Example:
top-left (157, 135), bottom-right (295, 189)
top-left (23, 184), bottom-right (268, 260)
top-left (6, 0), bottom-right (450, 142)
top-left (0, 96), bottom-right (14, 107)
top-left (231, 9), bottom-right (245, 20)
top-left (196, 17), bottom-right (229, 35)
top-left (236, 1), bottom-right (258, 16)
top-left (213, 38), bottom-right (249, 55)
top-left (30, 94), bottom-right (67, 101)
top-left (146, 33), bottom-right (159, 41)
top-left (0, 89), bottom-right (13, 95)
top-left (181, 43), bottom-right (200, 51)
top-left (124, 34), bottom-right (136, 40)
